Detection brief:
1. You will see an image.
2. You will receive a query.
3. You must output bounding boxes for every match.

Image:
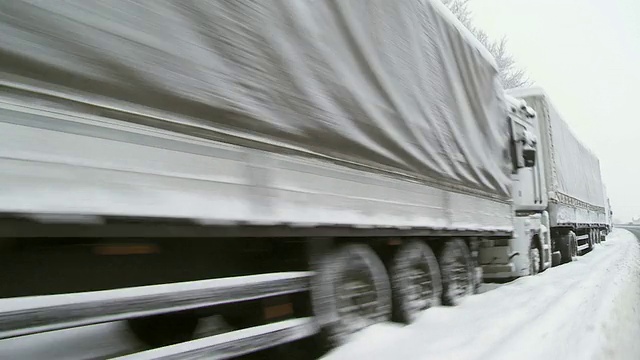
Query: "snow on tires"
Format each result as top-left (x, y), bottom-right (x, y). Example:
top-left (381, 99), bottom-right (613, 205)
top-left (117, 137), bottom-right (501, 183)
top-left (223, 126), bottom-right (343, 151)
top-left (390, 240), bottom-right (442, 324)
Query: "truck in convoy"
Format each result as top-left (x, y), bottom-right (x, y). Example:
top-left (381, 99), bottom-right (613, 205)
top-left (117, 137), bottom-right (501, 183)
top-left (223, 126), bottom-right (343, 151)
top-left (0, 0), bottom-right (544, 356)
top-left (480, 87), bottom-right (608, 280)
top-left (604, 186), bottom-right (613, 233)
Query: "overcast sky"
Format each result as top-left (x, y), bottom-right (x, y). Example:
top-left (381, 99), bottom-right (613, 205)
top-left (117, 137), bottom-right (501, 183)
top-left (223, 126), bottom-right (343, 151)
top-left (468, 0), bottom-right (640, 222)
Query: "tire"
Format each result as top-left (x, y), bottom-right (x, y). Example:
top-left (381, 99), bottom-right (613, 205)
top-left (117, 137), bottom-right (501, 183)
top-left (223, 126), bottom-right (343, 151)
top-left (127, 312), bottom-right (199, 347)
top-left (588, 229), bottom-right (595, 250)
top-left (311, 243), bottom-right (391, 347)
top-left (438, 239), bottom-right (474, 306)
top-left (551, 252), bottom-right (562, 267)
top-left (569, 231), bottom-right (578, 261)
top-left (601, 230), bottom-right (607, 242)
top-left (558, 233), bottom-right (571, 264)
top-left (469, 239), bottom-right (482, 294)
top-left (529, 247), bottom-right (541, 275)
top-left (390, 240), bottom-right (442, 324)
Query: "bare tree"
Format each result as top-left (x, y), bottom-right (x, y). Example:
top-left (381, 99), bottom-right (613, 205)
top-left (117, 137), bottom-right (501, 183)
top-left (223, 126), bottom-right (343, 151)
top-left (440, 0), bottom-right (532, 89)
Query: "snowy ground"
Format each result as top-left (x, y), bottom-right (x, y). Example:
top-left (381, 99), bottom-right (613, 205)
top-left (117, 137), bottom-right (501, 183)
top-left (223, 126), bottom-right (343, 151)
top-left (324, 229), bottom-right (640, 360)
top-left (1, 229), bottom-right (639, 359)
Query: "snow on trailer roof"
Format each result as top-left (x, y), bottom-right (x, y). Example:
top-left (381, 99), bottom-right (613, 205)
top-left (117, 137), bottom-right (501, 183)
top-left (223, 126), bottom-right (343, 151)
top-left (428, 0), bottom-right (498, 70)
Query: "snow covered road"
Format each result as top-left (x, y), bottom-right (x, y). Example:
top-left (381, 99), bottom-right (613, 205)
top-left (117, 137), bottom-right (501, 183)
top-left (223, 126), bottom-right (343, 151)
top-left (325, 229), bottom-right (640, 360)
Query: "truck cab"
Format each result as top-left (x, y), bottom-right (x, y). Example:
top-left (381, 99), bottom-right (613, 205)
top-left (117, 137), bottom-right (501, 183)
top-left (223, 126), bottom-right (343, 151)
top-left (480, 95), bottom-right (551, 279)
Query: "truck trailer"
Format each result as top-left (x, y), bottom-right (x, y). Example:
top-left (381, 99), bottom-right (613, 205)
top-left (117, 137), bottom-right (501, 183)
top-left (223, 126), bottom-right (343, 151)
top-left (0, 0), bottom-right (539, 356)
top-left (480, 87), bottom-right (608, 280)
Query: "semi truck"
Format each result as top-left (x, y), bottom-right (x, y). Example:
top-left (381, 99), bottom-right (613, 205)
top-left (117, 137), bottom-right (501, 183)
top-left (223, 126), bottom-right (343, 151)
top-left (0, 0), bottom-right (554, 357)
top-left (604, 186), bottom-right (613, 233)
top-left (480, 87), bottom-right (608, 280)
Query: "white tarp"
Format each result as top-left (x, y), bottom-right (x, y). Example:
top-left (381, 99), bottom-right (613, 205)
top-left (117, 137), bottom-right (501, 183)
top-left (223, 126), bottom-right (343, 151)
top-left (548, 102), bottom-right (605, 207)
top-left (0, 0), bottom-right (512, 200)
top-left (510, 88), bottom-right (605, 208)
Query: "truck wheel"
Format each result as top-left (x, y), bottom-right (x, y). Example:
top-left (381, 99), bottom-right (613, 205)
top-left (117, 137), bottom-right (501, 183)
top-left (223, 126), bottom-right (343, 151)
top-left (312, 243), bottom-right (391, 346)
top-left (558, 232), bottom-right (574, 264)
top-left (127, 312), bottom-right (198, 347)
top-left (587, 229), bottom-right (595, 250)
top-left (601, 230), bottom-right (607, 242)
top-left (529, 247), bottom-right (541, 275)
top-left (390, 240), bottom-right (442, 323)
top-left (569, 231), bottom-right (578, 261)
top-left (551, 251), bottom-right (562, 267)
top-left (439, 239), bottom-right (473, 306)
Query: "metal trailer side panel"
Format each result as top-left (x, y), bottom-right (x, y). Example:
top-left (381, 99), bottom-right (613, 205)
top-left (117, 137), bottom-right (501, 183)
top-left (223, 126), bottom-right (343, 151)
top-left (509, 88), bottom-right (605, 226)
top-left (0, 101), bottom-right (514, 232)
top-left (547, 205), bottom-right (606, 227)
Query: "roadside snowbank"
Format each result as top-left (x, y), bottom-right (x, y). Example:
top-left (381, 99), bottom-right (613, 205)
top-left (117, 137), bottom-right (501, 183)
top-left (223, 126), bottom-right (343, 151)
top-left (325, 229), bottom-right (640, 360)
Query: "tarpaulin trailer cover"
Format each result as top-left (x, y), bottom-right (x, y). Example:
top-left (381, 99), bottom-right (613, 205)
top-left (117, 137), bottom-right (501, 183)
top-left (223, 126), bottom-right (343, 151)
top-left (0, 0), bottom-right (515, 229)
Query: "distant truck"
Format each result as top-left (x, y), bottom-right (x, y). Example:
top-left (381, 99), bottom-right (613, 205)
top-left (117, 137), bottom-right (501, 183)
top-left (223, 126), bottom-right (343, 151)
top-left (603, 186), bottom-right (613, 233)
top-left (480, 87), bottom-right (608, 280)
